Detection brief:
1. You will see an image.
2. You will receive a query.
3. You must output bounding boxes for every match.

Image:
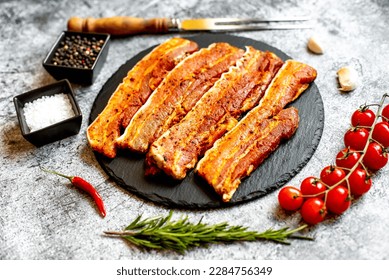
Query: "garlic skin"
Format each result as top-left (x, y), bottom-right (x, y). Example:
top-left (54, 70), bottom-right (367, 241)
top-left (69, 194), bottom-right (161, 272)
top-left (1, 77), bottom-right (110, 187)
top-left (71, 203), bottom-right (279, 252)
top-left (307, 36), bottom-right (324, 54)
top-left (337, 66), bottom-right (359, 92)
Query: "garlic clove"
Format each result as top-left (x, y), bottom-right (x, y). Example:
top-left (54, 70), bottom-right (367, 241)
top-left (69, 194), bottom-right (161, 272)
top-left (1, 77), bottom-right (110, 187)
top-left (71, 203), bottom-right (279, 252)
top-left (307, 36), bottom-right (324, 54)
top-left (337, 66), bottom-right (359, 92)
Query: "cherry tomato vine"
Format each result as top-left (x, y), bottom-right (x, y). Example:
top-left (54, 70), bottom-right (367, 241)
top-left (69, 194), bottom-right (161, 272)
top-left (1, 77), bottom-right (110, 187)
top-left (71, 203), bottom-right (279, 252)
top-left (278, 93), bottom-right (389, 225)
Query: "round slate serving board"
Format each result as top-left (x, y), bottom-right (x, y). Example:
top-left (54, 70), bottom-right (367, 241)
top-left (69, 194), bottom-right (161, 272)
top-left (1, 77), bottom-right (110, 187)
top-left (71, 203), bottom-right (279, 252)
top-left (89, 34), bottom-right (324, 209)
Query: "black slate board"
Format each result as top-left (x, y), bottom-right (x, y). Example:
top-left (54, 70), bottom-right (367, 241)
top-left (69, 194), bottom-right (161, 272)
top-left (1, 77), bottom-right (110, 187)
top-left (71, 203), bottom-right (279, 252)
top-left (89, 34), bottom-right (324, 209)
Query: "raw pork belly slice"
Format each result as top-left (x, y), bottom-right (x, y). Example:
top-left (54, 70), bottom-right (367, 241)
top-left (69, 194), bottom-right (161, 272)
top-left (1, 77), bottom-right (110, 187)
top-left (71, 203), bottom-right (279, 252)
top-left (87, 37), bottom-right (198, 158)
top-left (196, 60), bottom-right (317, 202)
top-left (147, 47), bottom-right (283, 180)
top-left (197, 107), bottom-right (299, 202)
top-left (116, 42), bottom-right (244, 153)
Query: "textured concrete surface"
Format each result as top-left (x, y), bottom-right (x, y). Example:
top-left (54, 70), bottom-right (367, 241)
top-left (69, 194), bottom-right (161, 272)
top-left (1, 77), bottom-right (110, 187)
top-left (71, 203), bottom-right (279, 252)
top-left (1, 0), bottom-right (389, 260)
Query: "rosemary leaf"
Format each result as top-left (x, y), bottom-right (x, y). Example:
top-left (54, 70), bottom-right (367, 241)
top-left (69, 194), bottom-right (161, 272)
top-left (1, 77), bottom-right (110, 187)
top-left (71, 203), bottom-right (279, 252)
top-left (104, 211), bottom-right (312, 253)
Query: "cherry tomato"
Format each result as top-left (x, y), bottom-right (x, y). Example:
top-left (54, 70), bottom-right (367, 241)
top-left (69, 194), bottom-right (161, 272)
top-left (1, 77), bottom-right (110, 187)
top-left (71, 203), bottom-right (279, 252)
top-left (335, 148), bottom-right (361, 172)
top-left (300, 176), bottom-right (326, 199)
top-left (300, 198), bottom-right (327, 225)
top-left (278, 186), bottom-right (304, 211)
top-left (382, 104), bottom-right (389, 122)
top-left (348, 168), bottom-right (372, 196)
top-left (326, 185), bottom-right (351, 215)
top-left (351, 107), bottom-right (375, 128)
top-left (344, 127), bottom-right (369, 151)
top-left (363, 142), bottom-right (388, 171)
top-left (320, 165), bottom-right (346, 187)
top-left (372, 121), bottom-right (389, 148)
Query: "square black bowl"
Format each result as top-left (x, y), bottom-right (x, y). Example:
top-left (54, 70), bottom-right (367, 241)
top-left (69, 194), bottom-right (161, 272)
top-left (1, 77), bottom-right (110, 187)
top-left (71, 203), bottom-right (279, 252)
top-left (13, 79), bottom-right (82, 147)
top-left (42, 31), bottom-right (110, 84)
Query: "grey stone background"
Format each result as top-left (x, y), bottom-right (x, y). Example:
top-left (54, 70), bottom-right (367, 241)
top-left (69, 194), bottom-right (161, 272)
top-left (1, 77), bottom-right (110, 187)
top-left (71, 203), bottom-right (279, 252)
top-left (1, 0), bottom-right (388, 260)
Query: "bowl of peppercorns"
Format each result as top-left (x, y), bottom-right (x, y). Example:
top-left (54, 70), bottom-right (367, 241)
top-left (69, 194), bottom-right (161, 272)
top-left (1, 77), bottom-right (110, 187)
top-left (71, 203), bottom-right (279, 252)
top-left (43, 31), bottom-right (110, 84)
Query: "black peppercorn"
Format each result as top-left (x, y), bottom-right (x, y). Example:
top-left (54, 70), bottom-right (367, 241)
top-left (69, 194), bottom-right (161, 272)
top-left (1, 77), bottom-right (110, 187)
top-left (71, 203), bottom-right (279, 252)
top-left (50, 34), bottom-right (104, 69)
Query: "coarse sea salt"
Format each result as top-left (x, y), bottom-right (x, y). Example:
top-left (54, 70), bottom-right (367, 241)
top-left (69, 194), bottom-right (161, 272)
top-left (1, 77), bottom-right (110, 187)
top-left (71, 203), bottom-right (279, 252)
top-left (23, 93), bottom-right (75, 132)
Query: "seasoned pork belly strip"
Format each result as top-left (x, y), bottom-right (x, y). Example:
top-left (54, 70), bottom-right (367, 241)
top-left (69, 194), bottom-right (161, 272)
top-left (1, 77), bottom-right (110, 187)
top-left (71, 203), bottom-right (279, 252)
top-left (147, 47), bottom-right (283, 179)
top-left (116, 42), bottom-right (244, 153)
top-left (196, 60), bottom-right (317, 202)
top-left (87, 38), bottom-right (198, 158)
top-left (197, 107), bottom-right (299, 202)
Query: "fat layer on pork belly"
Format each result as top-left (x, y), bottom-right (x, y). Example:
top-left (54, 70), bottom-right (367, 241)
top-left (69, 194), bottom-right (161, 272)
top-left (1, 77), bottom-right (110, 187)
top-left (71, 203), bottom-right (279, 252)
top-left (87, 37), bottom-right (198, 158)
top-left (147, 46), bottom-right (284, 180)
top-left (116, 42), bottom-right (244, 153)
top-left (196, 60), bottom-right (317, 202)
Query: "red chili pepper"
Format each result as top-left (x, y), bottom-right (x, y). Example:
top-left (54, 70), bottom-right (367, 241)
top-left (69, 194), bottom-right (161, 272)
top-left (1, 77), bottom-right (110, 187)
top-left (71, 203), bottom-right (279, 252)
top-left (42, 168), bottom-right (106, 217)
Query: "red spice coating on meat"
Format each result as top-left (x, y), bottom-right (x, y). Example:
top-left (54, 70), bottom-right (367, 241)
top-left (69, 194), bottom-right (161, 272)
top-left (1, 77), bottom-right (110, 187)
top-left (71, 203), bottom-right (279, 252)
top-left (87, 38), bottom-right (198, 158)
top-left (147, 47), bottom-right (283, 179)
top-left (116, 42), bottom-right (244, 153)
top-left (196, 60), bottom-right (317, 202)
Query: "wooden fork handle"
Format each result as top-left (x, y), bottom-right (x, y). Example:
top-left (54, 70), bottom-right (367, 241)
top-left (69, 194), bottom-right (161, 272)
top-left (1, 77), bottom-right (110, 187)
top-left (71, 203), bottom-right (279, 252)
top-left (67, 16), bottom-right (172, 35)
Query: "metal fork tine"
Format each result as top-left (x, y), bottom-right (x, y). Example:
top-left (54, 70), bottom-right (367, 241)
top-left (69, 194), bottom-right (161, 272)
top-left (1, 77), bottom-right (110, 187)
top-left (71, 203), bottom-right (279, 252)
top-left (209, 16), bottom-right (312, 25)
top-left (206, 24), bottom-right (313, 31)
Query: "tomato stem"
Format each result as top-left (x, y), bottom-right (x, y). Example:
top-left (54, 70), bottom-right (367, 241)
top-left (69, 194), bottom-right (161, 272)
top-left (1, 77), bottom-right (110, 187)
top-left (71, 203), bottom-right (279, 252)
top-left (337, 166), bottom-right (352, 172)
top-left (353, 125), bottom-right (372, 130)
top-left (362, 103), bottom-right (380, 108)
top-left (370, 137), bottom-right (385, 149)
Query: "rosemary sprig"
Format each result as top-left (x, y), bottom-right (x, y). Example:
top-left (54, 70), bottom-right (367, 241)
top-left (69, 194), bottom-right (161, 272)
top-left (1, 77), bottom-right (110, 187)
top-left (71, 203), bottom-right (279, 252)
top-left (104, 211), bottom-right (313, 253)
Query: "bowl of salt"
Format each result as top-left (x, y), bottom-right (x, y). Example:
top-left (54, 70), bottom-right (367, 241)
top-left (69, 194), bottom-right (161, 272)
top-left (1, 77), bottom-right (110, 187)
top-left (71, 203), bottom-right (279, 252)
top-left (13, 79), bottom-right (82, 146)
